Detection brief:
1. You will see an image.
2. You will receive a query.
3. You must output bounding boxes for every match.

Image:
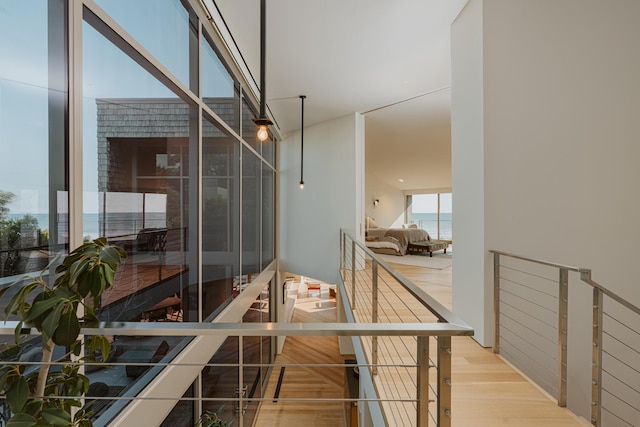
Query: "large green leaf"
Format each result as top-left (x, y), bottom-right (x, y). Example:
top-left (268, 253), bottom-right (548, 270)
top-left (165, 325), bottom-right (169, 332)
top-left (68, 259), bottom-right (90, 289)
top-left (99, 246), bottom-right (122, 265)
top-left (86, 267), bottom-right (105, 298)
top-left (6, 376), bottom-right (28, 413)
top-left (52, 310), bottom-right (80, 347)
top-left (22, 400), bottom-right (43, 417)
top-left (40, 408), bottom-right (72, 425)
top-left (6, 413), bottom-right (37, 427)
top-left (41, 301), bottom-right (65, 344)
top-left (54, 287), bottom-right (75, 300)
top-left (23, 297), bottom-right (61, 324)
top-left (4, 281), bottom-right (39, 320)
top-left (102, 264), bottom-right (115, 288)
top-left (25, 292), bottom-right (51, 330)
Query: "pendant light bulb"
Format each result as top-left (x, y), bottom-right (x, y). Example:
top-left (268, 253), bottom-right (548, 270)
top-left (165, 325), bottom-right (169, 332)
top-left (299, 181), bottom-right (304, 190)
top-left (257, 125), bottom-right (269, 142)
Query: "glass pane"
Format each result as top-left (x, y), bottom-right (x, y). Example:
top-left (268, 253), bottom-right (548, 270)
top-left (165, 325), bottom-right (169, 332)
top-left (411, 193), bottom-right (453, 241)
top-left (82, 19), bottom-right (195, 418)
top-left (440, 193), bottom-right (453, 240)
top-left (261, 164), bottom-right (274, 269)
top-left (0, 2), bottom-right (68, 281)
top-left (241, 95), bottom-right (261, 152)
top-left (202, 33), bottom-right (240, 134)
top-left (262, 134), bottom-right (274, 166)
top-left (160, 384), bottom-right (194, 427)
top-left (410, 194), bottom-right (438, 238)
top-left (94, 0), bottom-right (191, 87)
top-left (202, 118), bottom-right (239, 319)
top-left (242, 147), bottom-right (261, 282)
top-left (203, 337), bottom-right (239, 426)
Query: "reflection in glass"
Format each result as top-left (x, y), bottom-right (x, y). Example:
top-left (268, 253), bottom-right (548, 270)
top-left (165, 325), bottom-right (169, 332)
top-left (202, 118), bottom-right (239, 319)
top-left (262, 164), bottom-right (274, 269)
top-left (202, 32), bottom-right (240, 134)
top-left (82, 19), bottom-right (195, 421)
top-left (242, 147), bottom-right (261, 283)
top-left (94, 0), bottom-right (192, 87)
top-left (0, 1), bottom-right (68, 286)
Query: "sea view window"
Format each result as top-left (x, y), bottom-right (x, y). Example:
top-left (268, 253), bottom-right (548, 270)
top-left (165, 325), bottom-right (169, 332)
top-left (0, 0), bottom-right (276, 425)
top-left (406, 193), bottom-right (452, 241)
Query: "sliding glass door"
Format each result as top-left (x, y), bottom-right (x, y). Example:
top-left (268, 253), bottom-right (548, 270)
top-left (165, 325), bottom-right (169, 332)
top-left (407, 193), bottom-right (452, 241)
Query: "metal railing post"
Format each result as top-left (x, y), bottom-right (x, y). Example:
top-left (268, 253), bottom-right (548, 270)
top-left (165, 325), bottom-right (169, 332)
top-left (351, 239), bottom-right (356, 310)
top-left (438, 336), bottom-right (452, 427)
top-left (341, 230), bottom-right (345, 271)
top-left (372, 260), bottom-right (378, 375)
top-left (591, 287), bottom-right (603, 426)
top-left (493, 253), bottom-right (500, 353)
top-left (417, 336), bottom-right (429, 427)
top-left (558, 268), bottom-right (569, 407)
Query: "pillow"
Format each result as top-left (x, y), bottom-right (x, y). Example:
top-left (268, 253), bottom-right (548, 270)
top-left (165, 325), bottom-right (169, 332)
top-left (366, 216), bottom-right (379, 229)
top-left (402, 223), bottom-right (418, 229)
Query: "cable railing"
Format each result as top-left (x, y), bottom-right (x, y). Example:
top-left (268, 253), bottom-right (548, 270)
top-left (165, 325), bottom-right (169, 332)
top-left (491, 250), bottom-right (640, 427)
top-left (340, 229), bottom-right (473, 427)
top-left (0, 321), bottom-right (472, 427)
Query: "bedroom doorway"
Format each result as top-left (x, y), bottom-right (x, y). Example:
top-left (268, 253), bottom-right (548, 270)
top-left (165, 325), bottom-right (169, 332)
top-left (406, 193), bottom-right (452, 242)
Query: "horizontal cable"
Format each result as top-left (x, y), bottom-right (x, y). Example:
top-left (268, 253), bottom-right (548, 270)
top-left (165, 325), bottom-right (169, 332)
top-left (601, 407), bottom-right (634, 427)
top-left (500, 335), bottom-right (558, 384)
top-left (603, 311), bottom-right (640, 339)
top-left (500, 323), bottom-right (558, 363)
top-left (499, 310), bottom-right (558, 347)
top-left (500, 298), bottom-right (558, 329)
top-left (602, 331), bottom-right (640, 359)
top-left (500, 288), bottom-right (558, 317)
top-left (602, 349), bottom-right (640, 378)
top-left (602, 368), bottom-right (640, 398)
top-left (499, 275), bottom-right (559, 298)
top-left (602, 386), bottom-right (640, 415)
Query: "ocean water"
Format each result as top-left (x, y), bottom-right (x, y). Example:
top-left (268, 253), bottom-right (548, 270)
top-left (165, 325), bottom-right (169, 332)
top-left (410, 212), bottom-right (452, 240)
top-left (7, 212), bottom-right (166, 240)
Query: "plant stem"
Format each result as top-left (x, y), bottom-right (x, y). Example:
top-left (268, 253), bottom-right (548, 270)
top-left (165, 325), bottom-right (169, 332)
top-left (35, 339), bottom-right (53, 400)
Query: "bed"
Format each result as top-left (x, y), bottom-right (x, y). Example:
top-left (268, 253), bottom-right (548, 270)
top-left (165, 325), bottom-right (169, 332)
top-left (364, 218), bottom-right (431, 256)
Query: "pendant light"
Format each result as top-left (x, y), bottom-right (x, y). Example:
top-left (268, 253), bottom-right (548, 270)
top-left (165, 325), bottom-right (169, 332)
top-left (253, 0), bottom-right (272, 141)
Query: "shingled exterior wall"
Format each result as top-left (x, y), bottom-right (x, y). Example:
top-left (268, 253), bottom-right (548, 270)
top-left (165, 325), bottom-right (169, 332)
top-left (96, 98), bottom-right (237, 193)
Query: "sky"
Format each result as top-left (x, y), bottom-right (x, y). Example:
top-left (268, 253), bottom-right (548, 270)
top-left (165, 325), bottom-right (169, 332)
top-left (412, 193), bottom-right (452, 213)
top-left (0, 0), bottom-right (232, 215)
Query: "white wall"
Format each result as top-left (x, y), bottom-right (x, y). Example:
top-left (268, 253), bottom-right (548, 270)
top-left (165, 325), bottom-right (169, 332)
top-left (365, 172), bottom-right (405, 228)
top-left (451, 0), bottom-right (489, 345)
top-left (279, 113), bottom-right (364, 285)
top-left (452, 0), bottom-right (640, 419)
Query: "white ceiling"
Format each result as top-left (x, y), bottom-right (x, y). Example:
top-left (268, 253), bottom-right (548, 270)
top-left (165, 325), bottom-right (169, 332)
top-left (212, 0), bottom-right (467, 191)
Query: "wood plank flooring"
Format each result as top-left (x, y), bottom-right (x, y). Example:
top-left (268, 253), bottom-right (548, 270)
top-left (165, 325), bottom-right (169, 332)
top-left (256, 263), bottom-right (591, 426)
top-left (256, 291), bottom-right (345, 427)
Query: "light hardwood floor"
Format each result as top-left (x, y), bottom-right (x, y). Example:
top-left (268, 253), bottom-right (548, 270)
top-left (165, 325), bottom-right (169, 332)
top-left (257, 262), bottom-right (591, 426)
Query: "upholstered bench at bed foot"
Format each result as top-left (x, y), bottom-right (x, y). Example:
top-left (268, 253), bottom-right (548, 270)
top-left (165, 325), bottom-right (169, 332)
top-left (407, 240), bottom-right (449, 257)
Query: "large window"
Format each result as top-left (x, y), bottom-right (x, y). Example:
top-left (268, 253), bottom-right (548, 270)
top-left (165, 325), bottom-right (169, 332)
top-left (408, 193), bottom-right (452, 241)
top-left (0, 1), bottom-right (68, 282)
top-left (0, 0), bottom-right (277, 425)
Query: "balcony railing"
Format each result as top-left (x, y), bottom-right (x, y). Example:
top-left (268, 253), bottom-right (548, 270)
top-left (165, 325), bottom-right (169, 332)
top-left (0, 231), bottom-right (472, 427)
top-left (491, 250), bottom-right (640, 427)
top-left (0, 320), bottom-right (472, 427)
top-left (340, 229), bottom-right (473, 426)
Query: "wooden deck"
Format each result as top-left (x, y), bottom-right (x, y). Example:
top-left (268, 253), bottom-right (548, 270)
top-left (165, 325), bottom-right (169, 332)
top-left (256, 261), bottom-right (591, 426)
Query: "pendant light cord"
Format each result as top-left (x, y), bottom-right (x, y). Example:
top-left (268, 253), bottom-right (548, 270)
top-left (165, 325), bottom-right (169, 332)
top-left (259, 0), bottom-right (267, 118)
top-left (300, 95), bottom-right (305, 187)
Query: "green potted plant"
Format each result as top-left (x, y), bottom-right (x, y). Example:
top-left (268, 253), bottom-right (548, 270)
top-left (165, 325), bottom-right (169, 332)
top-left (196, 406), bottom-right (232, 427)
top-left (0, 237), bottom-right (126, 426)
